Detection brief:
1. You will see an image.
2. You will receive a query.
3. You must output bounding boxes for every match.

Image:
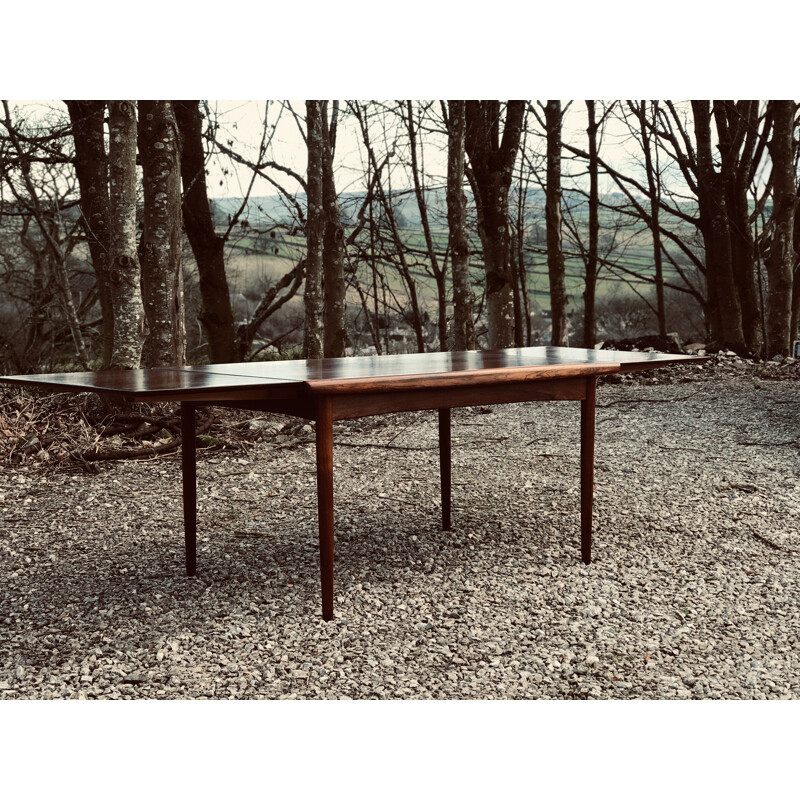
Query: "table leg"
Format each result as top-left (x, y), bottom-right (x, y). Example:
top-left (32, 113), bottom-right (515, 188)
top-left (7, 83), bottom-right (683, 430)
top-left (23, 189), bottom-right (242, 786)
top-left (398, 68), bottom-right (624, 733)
top-left (438, 408), bottom-right (451, 531)
top-left (581, 377), bottom-right (596, 564)
top-left (315, 398), bottom-right (335, 621)
top-left (181, 402), bottom-right (197, 576)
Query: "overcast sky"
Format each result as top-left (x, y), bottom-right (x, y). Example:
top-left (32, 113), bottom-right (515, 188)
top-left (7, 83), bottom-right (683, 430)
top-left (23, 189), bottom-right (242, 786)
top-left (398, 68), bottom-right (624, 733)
top-left (203, 99), bottom-right (654, 200)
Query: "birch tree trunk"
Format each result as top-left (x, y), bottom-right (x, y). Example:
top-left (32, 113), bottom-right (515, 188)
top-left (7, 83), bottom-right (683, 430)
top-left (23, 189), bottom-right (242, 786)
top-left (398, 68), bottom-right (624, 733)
top-left (108, 100), bottom-right (146, 369)
top-left (304, 100), bottom-right (325, 360)
top-left (138, 100), bottom-right (185, 367)
top-left (544, 101), bottom-right (569, 346)
top-left (764, 100), bottom-right (797, 358)
top-left (447, 100), bottom-right (476, 351)
top-left (174, 100), bottom-right (236, 363)
top-left (464, 100), bottom-right (524, 349)
top-left (65, 100), bottom-right (114, 367)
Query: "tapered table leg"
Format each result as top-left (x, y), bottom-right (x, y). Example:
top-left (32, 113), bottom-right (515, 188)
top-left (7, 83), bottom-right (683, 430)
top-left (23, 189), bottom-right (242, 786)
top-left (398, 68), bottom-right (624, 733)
top-left (315, 398), bottom-right (335, 621)
top-left (438, 407), bottom-right (451, 531)
top-left (181, 402), bottom-right (197, 576)
top-left (580, 377), bottom-right (596, 564)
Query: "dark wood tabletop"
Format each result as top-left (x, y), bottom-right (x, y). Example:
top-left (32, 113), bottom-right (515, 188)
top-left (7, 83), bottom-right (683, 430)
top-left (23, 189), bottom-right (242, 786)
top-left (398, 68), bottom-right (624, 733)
top-left (0, 346), bottom-right (707, 401)
top-left (0, 367), bottom-right (300, 402)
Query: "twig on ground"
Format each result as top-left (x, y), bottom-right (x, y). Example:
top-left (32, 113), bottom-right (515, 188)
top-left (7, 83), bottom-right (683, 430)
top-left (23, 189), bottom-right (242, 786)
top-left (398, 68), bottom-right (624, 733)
top-left (737, 440), bottom-right (799, 449)
top-left (748, 529), bottom-right (800, 555)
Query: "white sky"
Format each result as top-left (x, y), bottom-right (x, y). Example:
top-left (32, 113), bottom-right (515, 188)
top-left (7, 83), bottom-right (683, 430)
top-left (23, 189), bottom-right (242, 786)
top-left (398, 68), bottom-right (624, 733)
top-left (203, 99), bottom-right (656, 200)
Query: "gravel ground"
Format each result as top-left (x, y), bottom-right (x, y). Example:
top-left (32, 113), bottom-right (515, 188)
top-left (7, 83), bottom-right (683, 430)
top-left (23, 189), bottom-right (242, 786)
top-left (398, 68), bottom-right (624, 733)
top-left (0, 356), bottom-right (798, 700)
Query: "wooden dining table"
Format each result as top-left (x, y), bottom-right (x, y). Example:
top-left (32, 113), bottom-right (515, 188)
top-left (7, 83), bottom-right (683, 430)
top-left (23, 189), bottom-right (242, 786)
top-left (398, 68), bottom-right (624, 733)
top-left (0, 346), bottom-right (707, 620)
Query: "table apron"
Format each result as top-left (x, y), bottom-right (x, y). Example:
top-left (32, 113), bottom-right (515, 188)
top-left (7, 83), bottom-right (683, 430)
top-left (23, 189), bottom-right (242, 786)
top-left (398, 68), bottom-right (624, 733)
top-left (327, 377), bottom-right (587, 420)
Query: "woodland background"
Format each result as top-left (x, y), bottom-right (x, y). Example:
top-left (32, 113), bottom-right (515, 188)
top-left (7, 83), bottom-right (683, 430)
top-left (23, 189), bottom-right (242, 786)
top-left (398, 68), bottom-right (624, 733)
top-left (0, 99), bottom-right (798, 374)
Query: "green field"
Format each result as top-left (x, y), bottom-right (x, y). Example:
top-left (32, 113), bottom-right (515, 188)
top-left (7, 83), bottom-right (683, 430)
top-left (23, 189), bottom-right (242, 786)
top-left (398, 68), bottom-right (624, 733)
top-left (215, 211), bottom-right (698, 322)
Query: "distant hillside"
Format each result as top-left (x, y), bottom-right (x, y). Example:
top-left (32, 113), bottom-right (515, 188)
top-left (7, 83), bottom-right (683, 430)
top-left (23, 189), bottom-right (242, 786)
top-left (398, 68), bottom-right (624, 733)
top-left (209, 187), bottom-right (644, 230)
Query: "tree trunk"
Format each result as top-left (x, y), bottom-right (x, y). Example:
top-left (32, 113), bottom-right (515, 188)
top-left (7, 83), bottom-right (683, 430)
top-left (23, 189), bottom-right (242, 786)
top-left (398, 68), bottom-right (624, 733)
top-left (637, 101), bottom-right (667, 337)
top-left (764, 100), bottom-right (797, 358)
top-left (714, 100), bottom-right (763, 355)
top-left (691, 101), bottom-right (744, 347)
top-left (368, 175), bottom-right (382, 355)
top-left (321, 102), bottom-right (347, 358)
top-left (584, 101), bottom-right (599, 347)
top-left (138, 101), bottom-right (185, 368)
top-left (304, 101), bottom-right (325, 360)
top-left (514, 126), bottom-right (532, 347)
top-left (174, 100), bottom-right (236, 363)
top-left (447, 101), bottom-right (477, 351)
top-left (407, 101), bottom-right (448, 351)
top-left (464, 100), bottom-right (524, 349)
top-left (792, 193), bottom-right (800, 341)
top-left (65, 100), bottom-right (114, 367)
top-left (107, 101), bottom-right (146, 369)
top-left (509, 248), bottom-right (524, 347)
top-left (544, 101), bottom-right (569, 346)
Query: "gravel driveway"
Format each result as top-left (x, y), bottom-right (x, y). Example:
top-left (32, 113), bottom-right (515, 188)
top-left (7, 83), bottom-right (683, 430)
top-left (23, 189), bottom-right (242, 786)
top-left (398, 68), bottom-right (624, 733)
top-left (1, 357), bottom-right (798, 699)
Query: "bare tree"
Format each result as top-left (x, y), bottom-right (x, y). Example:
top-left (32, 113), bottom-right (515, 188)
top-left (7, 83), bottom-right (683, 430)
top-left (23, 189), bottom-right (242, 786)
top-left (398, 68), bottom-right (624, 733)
top-left (405, 100), bottom-right (449, 351)
top-left (304, 100), bottom-right (325, 359)
top-left (107, 100), bottom-right (145, 368)
top-left (764, 100), bottom-right (797, 357)
top-left (174, 100), bottom-right (236, 363)
top-left (350, 101), bottom-right (426, 352)
top-left (793, 143), bottom-right (800, 341)
top-left (583, 100), bottom-right (601, 346)
top-left (544, 100), bottom-right (568, 346)
top-left (201, 101), bottom-right (307, 361)
top-left (65, 100), bottom-right (113, 366)
top-left (321, 101), bottom-right (346, 358)
top-left (629, 100), bottom-right (667, 338)
top-left (138, 101), bottom-right (185, 367)
top-left (713, 100), bottom-right (765, 354)
top-left (446, 100), bottom-right (477, 351)
top-left (688, 102), bottom-right (744, 346)
top-left (464, 100), bottom-right (525, 348)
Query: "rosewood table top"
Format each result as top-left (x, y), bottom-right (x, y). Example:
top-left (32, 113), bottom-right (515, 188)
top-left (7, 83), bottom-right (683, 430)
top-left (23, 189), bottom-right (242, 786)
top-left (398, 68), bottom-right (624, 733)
top-left (0, 346), bottom-right (705, 401)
